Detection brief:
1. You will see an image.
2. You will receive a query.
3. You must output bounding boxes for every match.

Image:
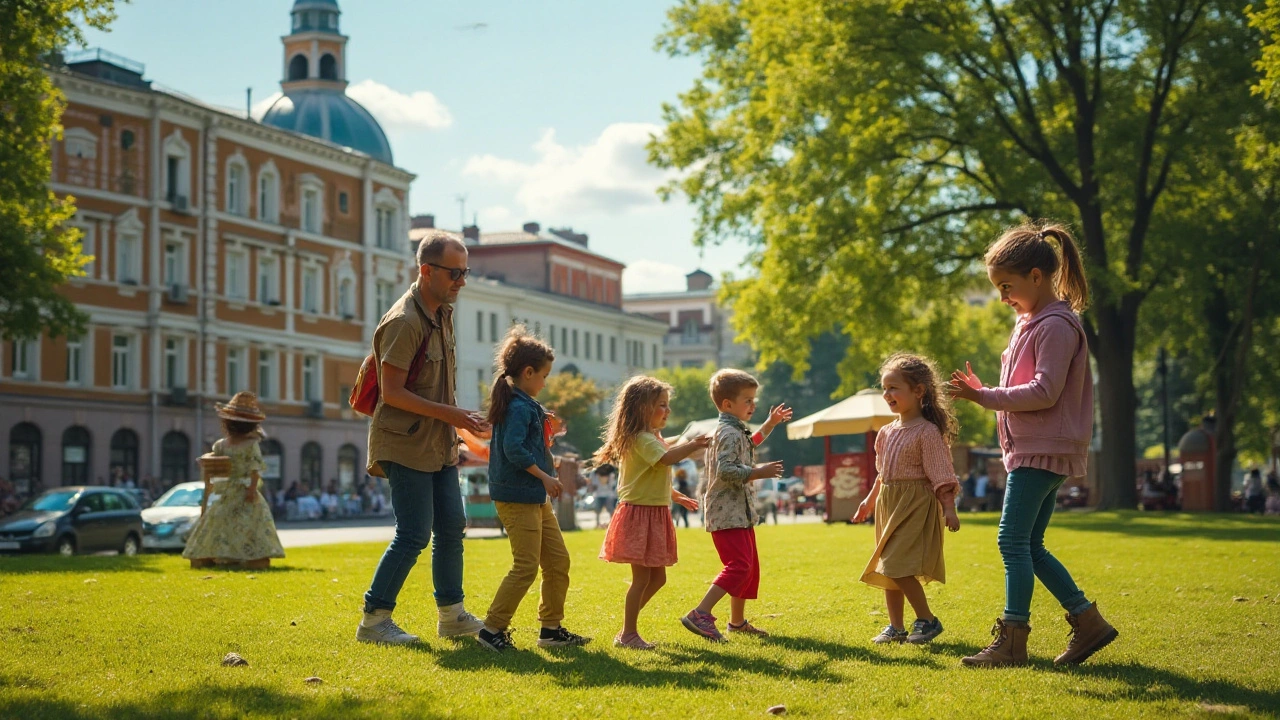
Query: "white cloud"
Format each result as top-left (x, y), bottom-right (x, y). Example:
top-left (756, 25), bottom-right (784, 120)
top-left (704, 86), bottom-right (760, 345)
top-left (249, 80), bottom-right (452, 130)
top-left (623, 259), bottom-right (689, 294)
top-left (478, 205), bottom-right (514, 228)
top-left (462, 123), bottom-right (670, 216)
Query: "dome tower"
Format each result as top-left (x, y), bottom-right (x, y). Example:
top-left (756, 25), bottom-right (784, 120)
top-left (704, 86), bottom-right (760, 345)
top-left (261, 0), bottom-right (394, 165)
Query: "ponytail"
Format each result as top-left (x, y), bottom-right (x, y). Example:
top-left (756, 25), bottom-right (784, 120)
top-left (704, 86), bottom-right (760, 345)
top-left (485, 324), bottom-right (555, 426)
top-left (985, 221), bottom-right (1091, 313)
top-left (486, 375), bottom-right (517, 428)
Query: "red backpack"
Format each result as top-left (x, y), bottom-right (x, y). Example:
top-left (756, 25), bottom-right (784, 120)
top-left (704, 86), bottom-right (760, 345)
top-left (348, 323), bottom-right (434, 418)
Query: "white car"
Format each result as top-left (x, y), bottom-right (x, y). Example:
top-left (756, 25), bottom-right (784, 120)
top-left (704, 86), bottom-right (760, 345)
top-left (141, 481), bottom-right (204, 550)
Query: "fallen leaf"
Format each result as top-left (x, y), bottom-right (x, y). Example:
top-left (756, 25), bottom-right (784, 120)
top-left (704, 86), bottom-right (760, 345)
top-left (1233, 596), bottom-right (1249, 602)
top-left (767, 705), bottom-right (787, 715)
top-left (304, 676), bottom-right (323, 684)
top-left (221, 652), bottom-right (249, 667)
top-left (247, 575), bottom-right (256, 580)
top-left (83, 579), bottom-right (97, 584)
top-left (201, 576), bottom-right (214, 580)
top-left (290, 621), bottom-right (298, 626)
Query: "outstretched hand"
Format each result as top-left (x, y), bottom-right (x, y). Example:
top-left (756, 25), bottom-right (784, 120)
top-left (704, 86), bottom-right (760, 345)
top-left (949, 361), bottom-right (983, 403)
top-left (675, 494), bottom-right (699, 511)
top-left (766, 404), bottom-right (793, 426)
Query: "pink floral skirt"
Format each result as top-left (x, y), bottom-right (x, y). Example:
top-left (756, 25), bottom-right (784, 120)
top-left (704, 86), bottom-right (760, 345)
top-left (598, 502), bottom-right (678, 567)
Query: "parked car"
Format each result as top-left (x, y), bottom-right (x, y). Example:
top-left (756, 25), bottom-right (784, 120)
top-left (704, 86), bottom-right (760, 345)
top-left (0, 486), bottom-right (144, 556)
top-left (141, 481), bottom-right (204, 550)
top-left (754, 477), bottom-right (802, 517)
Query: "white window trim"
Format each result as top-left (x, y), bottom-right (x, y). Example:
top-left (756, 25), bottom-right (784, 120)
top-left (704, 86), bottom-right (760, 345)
top-left (257, 348), bottom-right (278, 400)
top-left (225, 345), bottom-right (247, 395)
top-left (64, 127), bottom-right (98, 160)
top-left (256, 161), bottom-right (279, 223)
top-left (225, 246), bottom-right (249, 301)
top-left (257, 251), bottom-right (280, 306)
top-left (162, 131), bottom-right (192, 204)
top-left (10, 338), bottom-right (39, 381)
top-left (162, 336), bottom-right (188, 391)
top-left (225, 153), bottom-right (249, 217)
top-left (111, 332), bottom-right (139, 390)
top-left (301, 262), bottom-right (323, 314)
top-left (66, 333), bottom-right (92, 387)
top-left (162, 234), bottom-right (189, 289)
top-left (71, 219), bottom-right (97, 279)
top-left (115, 210), bottom-right (144, 286)
top-left (301, 353), bottom-right (323, 402)
top-left (299, 174), bottom-right (324, 235)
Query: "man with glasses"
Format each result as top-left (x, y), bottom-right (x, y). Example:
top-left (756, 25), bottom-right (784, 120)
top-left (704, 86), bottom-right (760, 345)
top-left (357, 230), bottom-right (491, 645)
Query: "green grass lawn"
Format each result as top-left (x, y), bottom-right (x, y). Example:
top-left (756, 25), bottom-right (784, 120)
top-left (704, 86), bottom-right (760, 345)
top-left (2, 512), bottom-right (1278, 719)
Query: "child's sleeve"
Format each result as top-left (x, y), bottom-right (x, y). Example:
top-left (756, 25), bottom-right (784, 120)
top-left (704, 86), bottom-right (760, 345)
top-left (634, 433), bottom-right (668, 469)
top-left (920, 426), bottom-right (959, 503)
top-left (499, 402), bottom-right (539, 470)
top-left (978, 319), bottom-right (1079, 412)
top-left (250, 443), bottom-right (267, 475)
top-left (873, 428), bottom-right (887, 478)
top-left (715, 427), bottom-right (754, 485)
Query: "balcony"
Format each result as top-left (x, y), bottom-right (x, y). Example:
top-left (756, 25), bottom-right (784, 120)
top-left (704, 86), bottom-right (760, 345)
top-left (665, 332), bottom-right (715, 347)
top-left (57, 168), bottom-right (146, 198)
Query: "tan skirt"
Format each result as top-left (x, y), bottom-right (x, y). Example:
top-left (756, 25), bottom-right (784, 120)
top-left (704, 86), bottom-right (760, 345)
top-left (859, 479), bottom-right (945, 590)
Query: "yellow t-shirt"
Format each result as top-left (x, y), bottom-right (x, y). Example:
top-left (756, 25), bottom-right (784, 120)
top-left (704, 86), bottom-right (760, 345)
top-left (617, 432), bottom-right (671, 506)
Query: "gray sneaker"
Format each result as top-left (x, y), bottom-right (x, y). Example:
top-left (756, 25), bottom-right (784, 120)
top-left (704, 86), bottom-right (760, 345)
top-left (872, 625), bottom-right (908, 644)
top-left (437, 606), bottom-right (484, 638)
top-left (355, 615), bottom-right (420, 645)
top-left (907, 617), bottom-right (944, 644)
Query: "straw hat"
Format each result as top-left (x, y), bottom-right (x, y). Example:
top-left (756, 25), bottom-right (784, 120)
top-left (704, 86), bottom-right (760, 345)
top-left (215, 391), bottom-right (266, 422)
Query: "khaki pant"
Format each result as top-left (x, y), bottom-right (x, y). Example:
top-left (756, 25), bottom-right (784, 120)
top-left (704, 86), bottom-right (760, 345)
top-left (484, 501), bottom-right (571, 630)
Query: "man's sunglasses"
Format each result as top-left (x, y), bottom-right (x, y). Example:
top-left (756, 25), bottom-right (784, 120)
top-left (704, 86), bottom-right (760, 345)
top-left (427, 263), bottom-right (471, 282)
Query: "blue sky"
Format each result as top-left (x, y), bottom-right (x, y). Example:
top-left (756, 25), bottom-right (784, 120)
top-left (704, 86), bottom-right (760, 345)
top-left (78, 0), bottom-right (750, 292)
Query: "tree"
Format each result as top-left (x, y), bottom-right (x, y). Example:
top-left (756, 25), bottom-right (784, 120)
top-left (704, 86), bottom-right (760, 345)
top-left (652, 362), bottom-right (719, 435)
top-left (0, 0), bottom-right (116, 341)
top-left (651, 0), bottom-right (1262, 508)
top-left (540, 371), bottom-right (610, 458)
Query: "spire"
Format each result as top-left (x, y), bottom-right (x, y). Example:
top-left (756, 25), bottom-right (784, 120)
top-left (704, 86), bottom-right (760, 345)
top-left (282, 0), bottom-right (347, 91)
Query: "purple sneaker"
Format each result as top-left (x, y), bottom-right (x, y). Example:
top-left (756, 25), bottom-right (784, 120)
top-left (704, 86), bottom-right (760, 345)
top-left (681, 609), bottom-right (725, 642)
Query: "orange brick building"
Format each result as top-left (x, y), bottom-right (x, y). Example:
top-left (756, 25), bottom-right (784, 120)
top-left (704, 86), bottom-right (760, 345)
top-left (1, 0), bottom-right (412, 496)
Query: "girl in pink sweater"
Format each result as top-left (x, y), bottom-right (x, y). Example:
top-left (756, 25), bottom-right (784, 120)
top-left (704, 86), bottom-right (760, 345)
top-left (950, 223), bottom-right (1118, 668)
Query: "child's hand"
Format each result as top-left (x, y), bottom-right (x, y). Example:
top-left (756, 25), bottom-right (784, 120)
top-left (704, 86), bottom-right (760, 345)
top-left (689, 435), bottom-right (711, 450)
top-left (949, 361), bottom-right (983, 403)
top-left (675, 494), bottom-right (699, 511)
top-left (767, 404), bottom-right (793, 426)
top-left (244, 488), bottom-right (257, 503)
top-left (851, 497), bottom-right (873, 524)
top-left (754, 460), bottom-right (784, 480)
top-left (542, 475), bottom-right (563, 499)
top-left (945, 508), bottom-right (960, 533)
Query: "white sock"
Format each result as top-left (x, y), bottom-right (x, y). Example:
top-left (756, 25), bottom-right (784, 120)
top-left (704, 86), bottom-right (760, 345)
top-left (438, 602), bottom-right (461, 620)
top-left (483, 625), bottom-right (501, 635)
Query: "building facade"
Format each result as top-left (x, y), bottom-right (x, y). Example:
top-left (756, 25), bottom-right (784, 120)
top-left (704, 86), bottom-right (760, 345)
top-left (623, 270), bottom-right (752, 370)
top-left (0, 0), bottom-right (412, 496)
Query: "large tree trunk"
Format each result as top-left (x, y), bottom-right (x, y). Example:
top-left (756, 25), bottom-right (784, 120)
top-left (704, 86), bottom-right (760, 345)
top-left (1091, 303), bottom-right (1140, 511)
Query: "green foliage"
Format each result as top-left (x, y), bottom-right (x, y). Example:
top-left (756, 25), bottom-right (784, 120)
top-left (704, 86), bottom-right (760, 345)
top-left (541, 371), bottom-right (610, 457)
top-left (0, 0), bottom-right (117, 340)
top-left (651, 362), bottom-right (719, 434)
top-left (652, 0), bottom-right (1264, 508)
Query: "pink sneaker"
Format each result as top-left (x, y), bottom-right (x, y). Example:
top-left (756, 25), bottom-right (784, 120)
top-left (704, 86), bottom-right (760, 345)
top-left (613, 632), bottom-right (656, 650)
top-left (681, 610), bottom-right (725, 641)
top-left (726, 620), bottom-right (769, 637)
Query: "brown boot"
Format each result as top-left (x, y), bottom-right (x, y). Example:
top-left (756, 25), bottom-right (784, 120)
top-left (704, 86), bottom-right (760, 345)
top-left (1054, 602), bottom-right (1117, 665)
top-left (961, 618), bottom-right (1030, 667)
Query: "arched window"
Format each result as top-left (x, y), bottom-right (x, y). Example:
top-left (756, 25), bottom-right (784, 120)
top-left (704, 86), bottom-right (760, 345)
top-left (61, 426), bottom-right (91, 485)
top-left (337, 444), bottom-right (359, 488)
top-left (319, 54), bottom-right (337, 80)
top-left (161, 431), bottom-right (190, 483)
top-left (9, 422), bottom-right (42, 492)
top-left (260, 438), bottom-right (283, 493)
top-left (300, 442), bottom-right (323, 486)
top-left (288, 54), bottom-right (309, 81)
top-left (109, 428), bottom-right (139, 482)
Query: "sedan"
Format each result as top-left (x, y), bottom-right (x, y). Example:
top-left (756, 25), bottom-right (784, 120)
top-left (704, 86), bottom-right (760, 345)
top-left (0, 486), bottom-right (144, 556)
top-left (141, 481), bottom-right (204, 550)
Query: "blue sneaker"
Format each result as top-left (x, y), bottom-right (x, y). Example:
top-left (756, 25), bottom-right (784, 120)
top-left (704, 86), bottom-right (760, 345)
top-left (907, 617), bottom-right (944, 644)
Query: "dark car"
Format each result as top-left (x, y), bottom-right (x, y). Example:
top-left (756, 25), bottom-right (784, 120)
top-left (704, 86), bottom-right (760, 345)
top-left (0, 486), bottom-right (144, 556)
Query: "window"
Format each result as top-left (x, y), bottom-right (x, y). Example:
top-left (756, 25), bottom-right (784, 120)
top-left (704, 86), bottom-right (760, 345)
top-left (111, 334), bottom-right (133, 388)
top-left (572, 329), bottom-right (579, 358)
top-left (597, 334), bottom-right (603, 361)
top-left (561, 327), bottom-right (567, 352)
top-left (549, 324), bottom-right (556, 349)
top-left (61, 426), bottom-right (91, 485)
top-left (375, 280), bottom-right (396, 317)
top-left (489, 313), bottom-right (498, 343)
top-left (226, 347), bottom-right (245, 394)
top-left (319, 53), bottom-right (338, 80)
top-left (302, 186), bottom-right (321, 233)
top-left (226, 161), bottom-right (247, 216)
top-left (585, 332), bottom-right (591, 360)
top-left (164, 133), bottom-right (191, 204)
top-left (117, 232), bottom-right (140, 284)
top-left (257, 168), bottom-right (279, 222)
top-left (257, 252), bottom-right (278, 304)
top-left (375, 206), bottom-right (397, 249)
top-left (653, 344), bottom-right (658, 368)
top-left (163, 241), bottom-right (184, 288)
top-left (225, 248), bottom-right (248, 300)
top-left (10, 338), bottom-right (35, 380)
top-left (64, 128), bottom-right (98, 159)
top-left (476, 311), bottom-right (484, 342)
top-left (75, 222), bottom-right (97, 278)
top-left (610, 336), bottom-right (617, 364)
top-left (683, 319), bottom-right (700, 342)
top-left (163, 337), bottom-right (185, 390)
top-left (161, 431), bottom-right (190, 482)
top-left (109, 428), bottom-right (139, 482)
top-left (288, 53), bottom-right (308, 80)
top-left (260, 439), bottom-right (284, 492)
top-left (301, 442), bottom-right (323, 485)
top-left (302, 266), bottom-right (321, 313)
top-left (338, 191), bottom-right (349, 214)
top-left (338, 278), bottom-right (355, 318)
top-left (8, 423), bottom-right (42, 490)
top-left (302, 355), bottom-right (319, 402)
top-left (66, 336), bottom-right (84, 385)
top-left (257, 350), bottom-right (275, 399)
top-left (337, 444), bottom-right (358, 486)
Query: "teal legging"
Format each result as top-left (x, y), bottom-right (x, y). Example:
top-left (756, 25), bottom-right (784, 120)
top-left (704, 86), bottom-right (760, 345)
top-left (997, 467), bottom-right (1092, 622)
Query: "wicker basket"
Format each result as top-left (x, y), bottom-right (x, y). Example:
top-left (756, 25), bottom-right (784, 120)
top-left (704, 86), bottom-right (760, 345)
top-left (198, 453), bottom-right (233, 478)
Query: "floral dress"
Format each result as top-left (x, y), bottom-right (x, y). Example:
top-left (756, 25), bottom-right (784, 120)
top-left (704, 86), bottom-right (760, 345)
top-left (183, 438), bottom-right (285, 562)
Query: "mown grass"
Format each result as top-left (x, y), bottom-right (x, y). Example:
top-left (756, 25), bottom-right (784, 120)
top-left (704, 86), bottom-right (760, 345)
top-left (1, 512), bottom-right (1278, 719)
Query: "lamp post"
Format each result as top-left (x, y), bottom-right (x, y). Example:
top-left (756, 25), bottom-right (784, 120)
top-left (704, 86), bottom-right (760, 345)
top-left (1158, 347), bottom-right (1171, 475)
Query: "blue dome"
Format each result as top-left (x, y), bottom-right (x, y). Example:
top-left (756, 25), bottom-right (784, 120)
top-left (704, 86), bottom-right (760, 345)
top-left (261, 90), bottom-right (393, 165)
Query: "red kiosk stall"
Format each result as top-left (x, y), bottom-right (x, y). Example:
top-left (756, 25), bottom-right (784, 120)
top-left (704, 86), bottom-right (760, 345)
top-left (787, 389), bottom-right (896, 523)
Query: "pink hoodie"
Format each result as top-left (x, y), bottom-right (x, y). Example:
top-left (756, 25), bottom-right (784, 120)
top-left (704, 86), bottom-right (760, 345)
top-left (978, 300), bottom-right (1093, 477)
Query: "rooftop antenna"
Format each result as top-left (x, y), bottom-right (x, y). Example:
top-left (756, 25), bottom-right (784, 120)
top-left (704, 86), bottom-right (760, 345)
top-left (246, 87), bottom-right (252, 120)
top-left (454, 194), bottom-right (468, 229)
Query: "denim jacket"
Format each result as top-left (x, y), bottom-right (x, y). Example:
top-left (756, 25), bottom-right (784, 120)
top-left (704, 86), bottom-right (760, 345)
top-left (488, 388), bottom-right (556, 504)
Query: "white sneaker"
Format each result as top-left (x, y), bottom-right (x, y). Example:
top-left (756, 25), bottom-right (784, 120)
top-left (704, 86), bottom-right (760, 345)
top-left (437, 603), bottom-right (484, 637)
top-left (355, 610), bottom-right (420, 645)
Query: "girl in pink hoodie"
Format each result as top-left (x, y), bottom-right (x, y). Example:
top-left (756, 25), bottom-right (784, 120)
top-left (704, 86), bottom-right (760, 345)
top-left (950, 223), bottom-right (1118, 668)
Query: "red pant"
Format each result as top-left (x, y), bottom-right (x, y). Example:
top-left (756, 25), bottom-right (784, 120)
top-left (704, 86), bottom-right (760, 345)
top-left (711, 527), bottom-right (760, 599)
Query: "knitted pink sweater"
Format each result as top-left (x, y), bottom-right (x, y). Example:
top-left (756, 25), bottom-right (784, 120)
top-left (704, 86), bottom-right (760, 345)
top-left (977, 300), bottom-right (1093, 477)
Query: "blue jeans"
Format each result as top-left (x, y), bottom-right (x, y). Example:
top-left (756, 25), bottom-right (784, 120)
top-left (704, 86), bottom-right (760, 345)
top-left (363, 462), bottom-right (466, 612)
top-left (998, 467), bottom-right (1092, 622)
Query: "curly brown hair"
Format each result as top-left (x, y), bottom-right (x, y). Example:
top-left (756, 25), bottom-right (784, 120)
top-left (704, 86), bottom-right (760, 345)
top-left (880, 353), bottom-right (956, 446)
top-left (592, 375), bottom-right (672, 466)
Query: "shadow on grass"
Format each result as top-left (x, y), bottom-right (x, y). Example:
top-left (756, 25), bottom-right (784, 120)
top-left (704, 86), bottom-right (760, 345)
top-left (1066, 661), bottom-right (1280, 715)
top-left (0, 677), bottom-right (451, 720)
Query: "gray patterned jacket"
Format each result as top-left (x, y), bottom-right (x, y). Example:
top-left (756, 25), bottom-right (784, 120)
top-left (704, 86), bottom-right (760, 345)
top-left (701, 412), bottom-right (758, 532)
